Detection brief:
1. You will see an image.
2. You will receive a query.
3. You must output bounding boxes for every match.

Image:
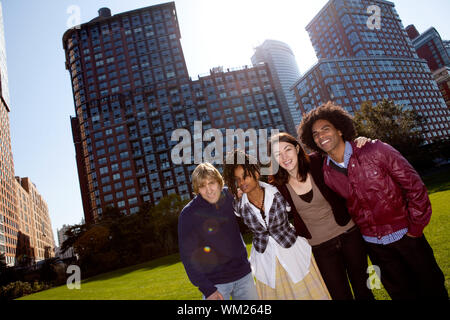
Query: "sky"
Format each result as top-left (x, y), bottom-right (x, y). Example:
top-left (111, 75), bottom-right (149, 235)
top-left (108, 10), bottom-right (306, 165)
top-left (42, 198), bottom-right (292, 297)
top-left (1, 0), bottom-right (449, 244)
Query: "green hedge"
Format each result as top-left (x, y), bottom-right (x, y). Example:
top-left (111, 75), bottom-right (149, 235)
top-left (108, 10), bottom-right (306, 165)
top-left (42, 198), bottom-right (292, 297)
top-left (0, 281), bottom-right (51, 300)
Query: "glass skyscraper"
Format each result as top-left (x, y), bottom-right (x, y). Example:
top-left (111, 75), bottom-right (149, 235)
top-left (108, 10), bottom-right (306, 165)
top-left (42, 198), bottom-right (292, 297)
top-left (0, 1), bottom-right (9, 108)
top-left (0, 0), bottom-right (12, 264)
top-left (251, 40), bottom-right (301, 135)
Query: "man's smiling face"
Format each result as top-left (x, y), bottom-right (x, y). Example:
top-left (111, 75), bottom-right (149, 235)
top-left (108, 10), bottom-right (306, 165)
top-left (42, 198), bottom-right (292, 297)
top-left (198, 177), bottom-right (222, 204)
top-left (311, 119), bottom-right (345, 155)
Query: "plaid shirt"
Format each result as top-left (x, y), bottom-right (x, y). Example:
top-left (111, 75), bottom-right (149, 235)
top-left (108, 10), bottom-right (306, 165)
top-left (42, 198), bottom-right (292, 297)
top-left (234, 182), bottom-right (297, 253)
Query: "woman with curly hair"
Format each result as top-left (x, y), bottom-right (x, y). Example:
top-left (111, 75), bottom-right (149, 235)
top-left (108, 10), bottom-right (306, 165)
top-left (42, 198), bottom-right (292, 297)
top-left (223, 150), bottom-right (331, 300)
top-left (268, 132), bottom-right (374, 300)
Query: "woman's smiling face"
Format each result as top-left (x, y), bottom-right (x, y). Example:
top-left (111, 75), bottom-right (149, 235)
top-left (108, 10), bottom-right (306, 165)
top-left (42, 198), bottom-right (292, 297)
top-left (272, 141), bottom-right (299, 174)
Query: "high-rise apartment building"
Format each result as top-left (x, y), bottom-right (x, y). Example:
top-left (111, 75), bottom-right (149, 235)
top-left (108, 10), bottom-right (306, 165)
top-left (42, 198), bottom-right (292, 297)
top-left (432, 66), bottom-right (450, 109)
top-left (307, 0), bottom-right (419, 60)
top-left (443, 40), bottom-right (450, 57)
top-left (0, 2), bottom-right (9, 108)
top-left (406, 25), bottom-right (450, 109)
top-left (251, 40), bottom-right (301, 135)
top-left (194, 64), bottom-right (286, 132)
top-left (0, 1), bottom-right (18, 266)
top-left (292, 0), bottom-right (450, 143)
top-left (15, 177), bottom-right (55, 264)
top-left (56, 224), bottom-right (75, 260)
top-left (406, 25), bottom-right (450, 72)
top-left (64, 3), bottom-right (191, 223)
top-left (63, 2), bottom-right (287, 223)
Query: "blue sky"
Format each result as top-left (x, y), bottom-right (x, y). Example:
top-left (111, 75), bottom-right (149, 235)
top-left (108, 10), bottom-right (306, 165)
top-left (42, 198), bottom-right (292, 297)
top-left (2, 0), bottom-right (449, 243)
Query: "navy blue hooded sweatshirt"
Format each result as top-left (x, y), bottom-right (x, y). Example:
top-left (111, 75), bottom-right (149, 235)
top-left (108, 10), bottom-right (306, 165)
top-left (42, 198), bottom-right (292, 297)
top-left (178, 188), bottom-right (251, 298)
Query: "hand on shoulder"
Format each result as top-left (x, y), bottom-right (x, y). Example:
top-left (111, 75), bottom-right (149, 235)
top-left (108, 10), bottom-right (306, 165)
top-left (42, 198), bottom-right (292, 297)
top-left (354, 136), bottom-right (377, 148)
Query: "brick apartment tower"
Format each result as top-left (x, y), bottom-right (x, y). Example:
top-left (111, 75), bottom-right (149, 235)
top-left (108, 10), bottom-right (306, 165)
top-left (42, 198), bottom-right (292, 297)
top-left (0, 1), bottom-right (17, 266)
top-left (406, 25), bottom-right (450, 110)
top-left (15, 177), bottom-right (55, 264)
top-left (63, 2), bottom-right (287, 223)
top-left (292, 0), bottom-right (450, 143)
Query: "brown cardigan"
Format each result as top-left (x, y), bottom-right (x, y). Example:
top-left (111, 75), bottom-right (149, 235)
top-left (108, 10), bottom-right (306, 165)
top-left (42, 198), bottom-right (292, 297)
top-left (270, 152), bottom-right (351, 239)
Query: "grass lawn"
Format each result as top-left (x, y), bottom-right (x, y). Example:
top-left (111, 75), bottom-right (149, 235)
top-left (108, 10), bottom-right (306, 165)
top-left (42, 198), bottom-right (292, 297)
top-left (18, 252), bottom-right (200, 300)
top-left (20, 169), bottom-right (450, 300)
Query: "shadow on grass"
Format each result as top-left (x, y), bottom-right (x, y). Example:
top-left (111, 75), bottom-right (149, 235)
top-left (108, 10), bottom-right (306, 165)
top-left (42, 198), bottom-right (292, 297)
top-left (81, 253), bottom-right (182, 285)
top-left (77, 232), bottom-right (256, 286)
top-left (422, 165), bottom-right (450, 194)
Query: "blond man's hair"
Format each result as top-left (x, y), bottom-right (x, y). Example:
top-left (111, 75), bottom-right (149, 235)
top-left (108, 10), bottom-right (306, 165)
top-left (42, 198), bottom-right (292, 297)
top-left (191, 162), bottom-right (224, 195)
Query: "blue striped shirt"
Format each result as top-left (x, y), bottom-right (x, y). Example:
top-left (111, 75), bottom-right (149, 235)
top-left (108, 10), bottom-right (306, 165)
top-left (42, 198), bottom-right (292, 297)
top-left (362, 228), bottom-right (408, 245)
top-left (327, 141), bottom-right (408, 245)
top-left (326, 141), bottom-right (353, 168)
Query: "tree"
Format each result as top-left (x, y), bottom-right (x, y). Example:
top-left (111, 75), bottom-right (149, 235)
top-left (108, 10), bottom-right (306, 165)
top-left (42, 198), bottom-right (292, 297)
top-left (150, 194), bottom-right (189, 255)
top-left (60, 223), bottom-right (88, 254)
top-left (427, 137), bottom-right (450, 164)
top-left (60, 194), bottom-right (190, 277)
top-left (100, 206), bottom-right (124, 222)
top-left (354, 99), bottom-right (432, 169)
top-left (0, 253), bottom-right (6, 270)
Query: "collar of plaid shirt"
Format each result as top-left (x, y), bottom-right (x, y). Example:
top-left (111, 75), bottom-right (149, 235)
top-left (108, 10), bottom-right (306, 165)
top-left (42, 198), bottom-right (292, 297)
top-left (240, 181), bottom-right (276, 226)
top-left (238, 182), bottom-right (297, 253)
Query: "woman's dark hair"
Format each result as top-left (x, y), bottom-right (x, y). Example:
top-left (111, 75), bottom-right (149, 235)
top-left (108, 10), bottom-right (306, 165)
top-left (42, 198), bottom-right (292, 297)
top-left (298, 101), bottom-right (356, 153)
top-left (268, 133), bottom-right (310, 186)
top-left (223, 150), bottom-right (260, 198)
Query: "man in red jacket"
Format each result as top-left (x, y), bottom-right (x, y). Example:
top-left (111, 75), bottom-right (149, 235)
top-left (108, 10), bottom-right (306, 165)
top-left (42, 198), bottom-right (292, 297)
top-left (298, 101), bottom-right (448, 300)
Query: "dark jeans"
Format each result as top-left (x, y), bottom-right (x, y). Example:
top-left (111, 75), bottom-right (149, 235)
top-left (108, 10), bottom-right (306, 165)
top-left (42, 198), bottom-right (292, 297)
top-left (365, 234), bottom-right (448, 300)
top-left (312, 226), bottom-right (374, 300)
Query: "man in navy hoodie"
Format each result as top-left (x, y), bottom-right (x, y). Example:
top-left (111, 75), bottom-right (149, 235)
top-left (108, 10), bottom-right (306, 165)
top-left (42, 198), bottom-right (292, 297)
top-left (178, 162), bottom-right (257, 300)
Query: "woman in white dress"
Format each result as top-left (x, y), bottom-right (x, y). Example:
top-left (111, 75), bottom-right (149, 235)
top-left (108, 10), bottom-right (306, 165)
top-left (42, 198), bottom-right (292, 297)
top-left (223, 150), bottom-right (331, 300)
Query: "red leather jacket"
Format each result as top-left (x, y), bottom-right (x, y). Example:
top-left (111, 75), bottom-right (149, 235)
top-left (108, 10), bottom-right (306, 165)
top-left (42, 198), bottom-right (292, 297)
top-left (323, 140), bottom-right (431, 239)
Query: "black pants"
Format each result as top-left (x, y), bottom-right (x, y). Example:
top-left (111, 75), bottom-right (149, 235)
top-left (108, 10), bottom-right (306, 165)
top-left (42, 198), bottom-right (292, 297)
top-left (312, 226), bottom-right (374, 300)
top-left (365, 234), bottom-right (448, 300)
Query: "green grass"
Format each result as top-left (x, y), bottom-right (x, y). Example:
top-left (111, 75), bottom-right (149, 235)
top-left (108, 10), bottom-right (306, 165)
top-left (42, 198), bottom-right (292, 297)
top-left (368, 189), bottom-right (450, 300)
top-left (18, 253), bottom-right (200, 300)
top-left (20, 169), bottom-right (450, 300)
